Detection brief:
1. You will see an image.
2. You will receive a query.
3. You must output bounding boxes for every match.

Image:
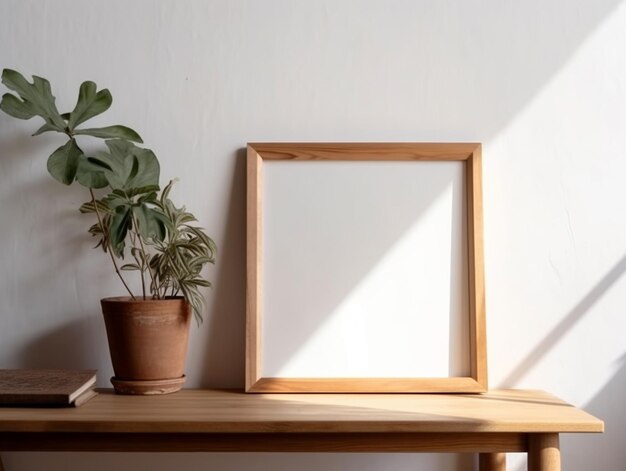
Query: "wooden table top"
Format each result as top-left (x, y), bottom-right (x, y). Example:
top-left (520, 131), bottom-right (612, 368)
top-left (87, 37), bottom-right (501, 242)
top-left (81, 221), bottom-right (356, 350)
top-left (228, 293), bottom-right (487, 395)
top-left (0, 389), bottom-right (603, 434)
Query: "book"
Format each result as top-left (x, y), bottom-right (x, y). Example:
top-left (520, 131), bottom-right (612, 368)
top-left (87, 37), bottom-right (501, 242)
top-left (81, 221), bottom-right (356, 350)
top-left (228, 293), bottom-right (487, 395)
top-left (71, 388), bottom-right (99, 407)
top-left (0, 369), bottom-right (97, 407)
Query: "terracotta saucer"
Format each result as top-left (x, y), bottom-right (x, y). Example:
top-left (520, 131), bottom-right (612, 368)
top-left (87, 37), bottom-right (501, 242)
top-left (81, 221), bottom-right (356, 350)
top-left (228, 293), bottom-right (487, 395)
top-left (111, 375), bottom-right (186, 395)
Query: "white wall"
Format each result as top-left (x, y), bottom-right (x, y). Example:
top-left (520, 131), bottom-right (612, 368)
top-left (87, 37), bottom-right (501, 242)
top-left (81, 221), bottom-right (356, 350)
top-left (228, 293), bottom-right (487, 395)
top-left (1, 1), bottom-right (624, 470)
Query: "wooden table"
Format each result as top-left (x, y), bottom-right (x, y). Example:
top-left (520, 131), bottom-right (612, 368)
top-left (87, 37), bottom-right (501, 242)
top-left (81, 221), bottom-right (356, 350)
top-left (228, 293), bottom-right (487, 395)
top-left (0, 389), bottom-right (603, 471)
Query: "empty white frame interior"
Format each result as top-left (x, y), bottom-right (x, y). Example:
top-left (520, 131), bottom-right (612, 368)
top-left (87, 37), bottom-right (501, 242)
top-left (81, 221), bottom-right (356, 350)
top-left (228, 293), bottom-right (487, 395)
top-left (261, 159), bottom-right (470, 379)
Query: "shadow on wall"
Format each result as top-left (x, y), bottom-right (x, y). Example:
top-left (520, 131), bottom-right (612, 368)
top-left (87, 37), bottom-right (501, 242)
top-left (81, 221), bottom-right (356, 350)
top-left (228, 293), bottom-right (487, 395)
top-left (14, 313), bottom-right (113, 385)
top-left (499, 253), bottom-right (626, 387)
top-left (0, 126), bottom-right (116, 386)
top-left (501, 252), bottom-right (626, 471)
top-left (562, 355), bottom-right (626, 469)
top-left (198, 148), bottom-right (247, 388)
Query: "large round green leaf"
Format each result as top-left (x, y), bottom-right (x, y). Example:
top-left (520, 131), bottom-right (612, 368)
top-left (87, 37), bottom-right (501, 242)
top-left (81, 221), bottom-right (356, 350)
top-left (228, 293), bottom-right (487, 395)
top-left (92, 139), bottom-right (160, 192)
top-left (46, 139), bottom-right (83, 185)
top-left (133, 204), bottom-right (167, 242)
top-left (76, 155), bottom-right (109, 189)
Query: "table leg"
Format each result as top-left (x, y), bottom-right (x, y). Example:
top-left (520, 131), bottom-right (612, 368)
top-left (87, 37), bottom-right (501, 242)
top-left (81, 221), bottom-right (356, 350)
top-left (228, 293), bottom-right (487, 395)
top-left (479, 453), bottom-right (506, 470)
top-left (528, 433), bottom-right (560, 471)
top-left (0, 454), bottom-right (5, 471)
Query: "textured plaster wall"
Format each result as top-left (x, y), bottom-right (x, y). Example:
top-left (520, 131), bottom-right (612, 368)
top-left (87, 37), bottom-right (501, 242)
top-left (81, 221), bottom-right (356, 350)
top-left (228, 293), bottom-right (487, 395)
top-left (1, 1), bottom-right (625, 470)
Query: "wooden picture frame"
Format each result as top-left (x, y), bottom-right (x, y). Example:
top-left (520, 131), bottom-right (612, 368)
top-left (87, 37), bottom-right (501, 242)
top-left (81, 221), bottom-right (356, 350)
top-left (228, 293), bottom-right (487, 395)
top-left (246, 143), bottom-right (487, 393)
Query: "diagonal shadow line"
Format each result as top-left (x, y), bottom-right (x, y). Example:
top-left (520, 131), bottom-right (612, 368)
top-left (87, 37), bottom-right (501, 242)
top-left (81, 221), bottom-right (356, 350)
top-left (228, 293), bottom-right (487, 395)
top-left (500, 253), bottom-right (626, 387)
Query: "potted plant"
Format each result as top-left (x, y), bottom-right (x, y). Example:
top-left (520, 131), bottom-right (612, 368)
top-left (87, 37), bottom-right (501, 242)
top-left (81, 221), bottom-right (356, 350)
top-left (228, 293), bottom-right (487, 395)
top-left (0, 69), bottom-right (216, 394)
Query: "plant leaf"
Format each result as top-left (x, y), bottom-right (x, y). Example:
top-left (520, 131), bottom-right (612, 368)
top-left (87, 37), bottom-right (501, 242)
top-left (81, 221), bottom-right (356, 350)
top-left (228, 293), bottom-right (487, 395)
top-left (0, 93), bottom-right (36, 119)
top-left (138, 191), bottom-right (158, 203)
top-left (75, 155), bottom-right (109, 189)
top-left (1, 69), bottom-right (66, 129)
top-left (178, 282), bottom-right (204, 325)
top-left (127, 185), bottom-right (160, 198)
top-left (160, 179), bottom-right (177, 204)
top-left (120, 263), bottom-right (140, 271)
top-left (84, 156), bottom-right (112, 171)
top-left (87, 221), bottom-right (108, 252)
top-left (94, 139), bottom-right (159, 191)
top-left (133, 204), bottom-right (167, 242)
top-left (188, 278), bottom-right (212, 287)
top-left (32, 122), bottom-right (59, 136)
top-left (108, 206), bottom-right (132, 257)
top-left (68, 81), bottom-right (112, 130)
top-left (188, 226), bottom-right (216, 251)
top-left (79, 199), bottom-right (111, 214)
top-left (46, 139), bottom-right (83, 185)
top-left (103, 191), bottom-right (130, 212)
top-left (74, 125), bottom-right (143, 143)
top-left (189, 256), bottom-right (214, 268)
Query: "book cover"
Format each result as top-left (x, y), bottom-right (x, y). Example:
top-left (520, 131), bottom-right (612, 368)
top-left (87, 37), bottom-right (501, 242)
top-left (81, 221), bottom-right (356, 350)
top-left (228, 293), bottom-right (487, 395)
top-left (0, 369), bottom-right (97, 406)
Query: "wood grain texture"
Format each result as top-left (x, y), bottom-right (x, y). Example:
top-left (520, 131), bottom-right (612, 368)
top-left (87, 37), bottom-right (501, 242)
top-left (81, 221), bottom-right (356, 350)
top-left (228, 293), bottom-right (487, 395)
top-left (246, 146), bottom-right (263, 391)
top-left (247, 142), bottom-right (481, 161)
top-left (248, 377), bottom-right (486, 393)
top-left (479, 452), bottom-right (506, 471)
top-left (529, 433), bottom-right (561, 471)
top-left (0, 389), bottom-right (603, 434)
top-left (246, 142), bottom-right (488, 393)
top-left (466, 146), bottom-right (488, 389)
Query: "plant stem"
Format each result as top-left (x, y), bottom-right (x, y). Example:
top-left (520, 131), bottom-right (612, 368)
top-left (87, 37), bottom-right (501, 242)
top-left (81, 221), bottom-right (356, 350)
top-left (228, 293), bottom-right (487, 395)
top-left (140, 261), bottom-right (146, 299)
top-left (131, 213), bottom-right (159, 299)
top-left (135, 236), bottom-right (147, 300)
top-left (155, 274), bottom-right (169, 299)
top-left (89, 189), bottom-right (136, 300)
top-left (128, 230), bottom-right (146, 300)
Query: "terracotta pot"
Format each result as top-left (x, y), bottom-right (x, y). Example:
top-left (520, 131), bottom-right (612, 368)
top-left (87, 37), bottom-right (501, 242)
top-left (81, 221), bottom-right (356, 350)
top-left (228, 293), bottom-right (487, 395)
top-left (101, 296), bottom-right (191, 395)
